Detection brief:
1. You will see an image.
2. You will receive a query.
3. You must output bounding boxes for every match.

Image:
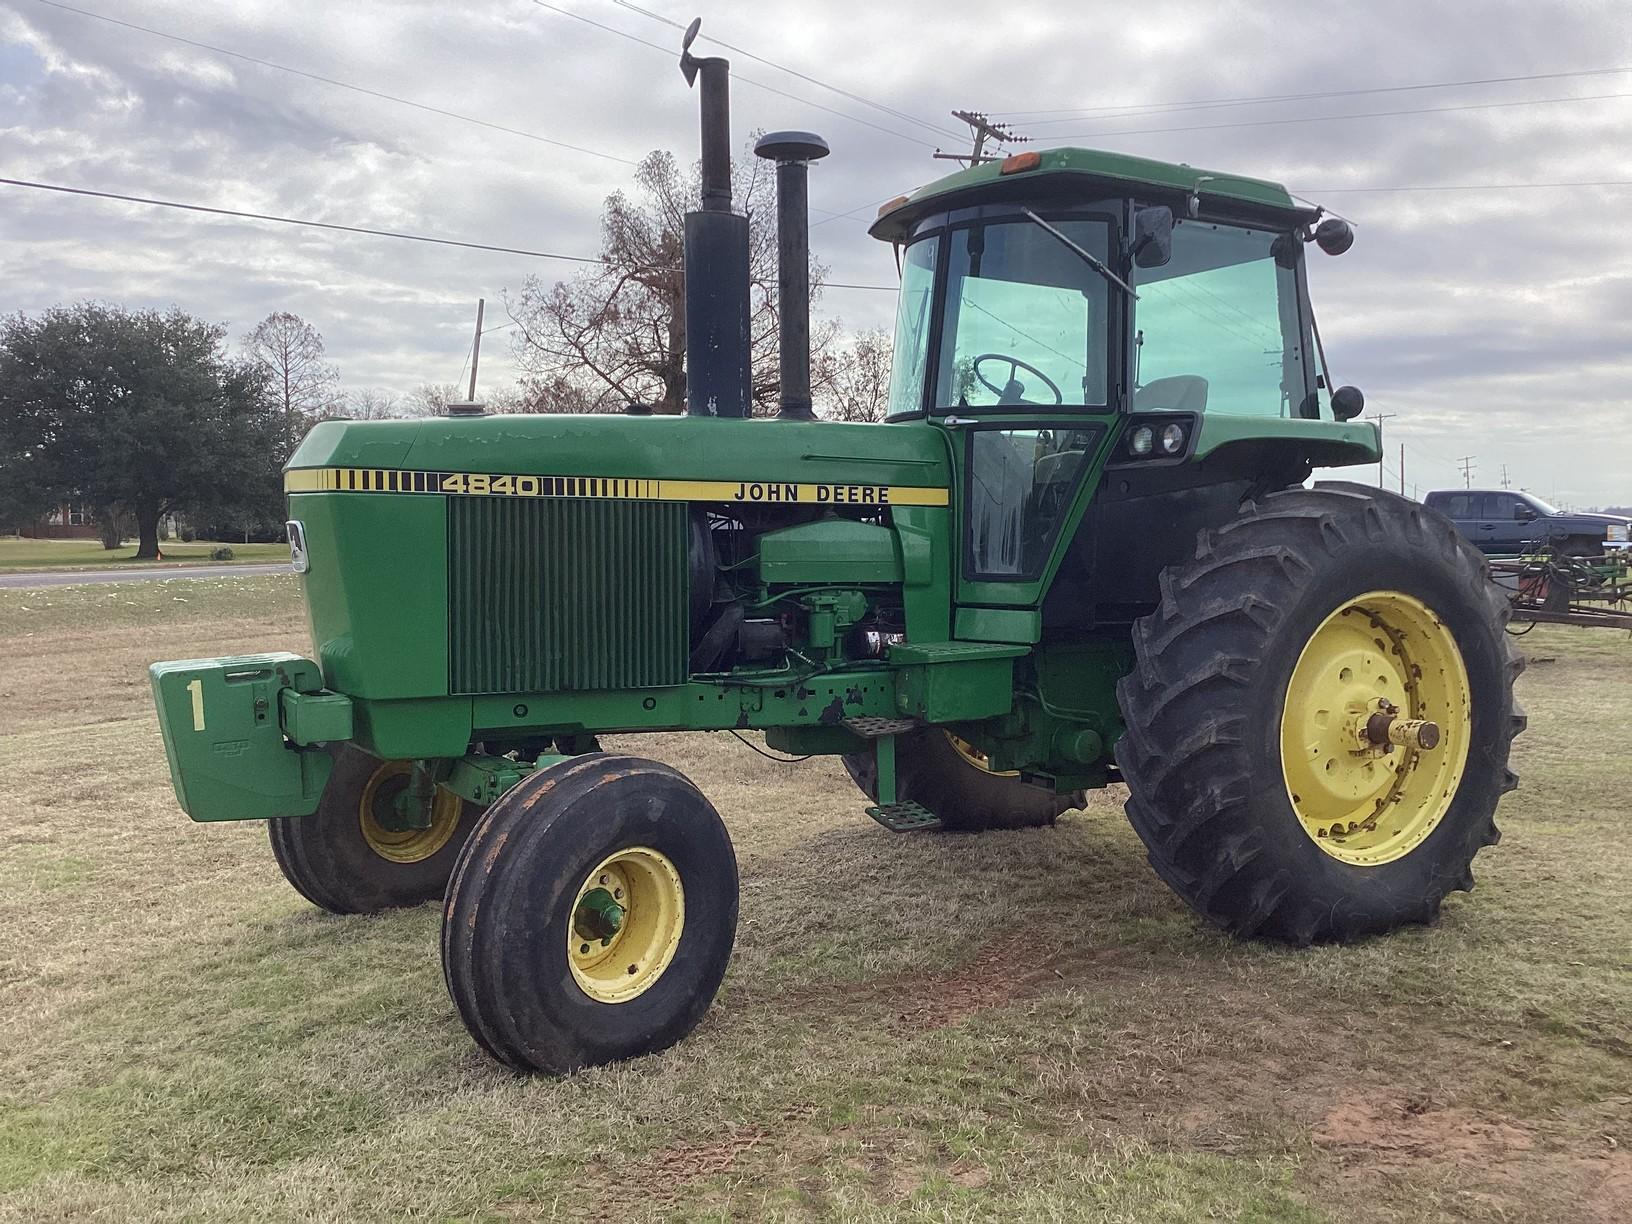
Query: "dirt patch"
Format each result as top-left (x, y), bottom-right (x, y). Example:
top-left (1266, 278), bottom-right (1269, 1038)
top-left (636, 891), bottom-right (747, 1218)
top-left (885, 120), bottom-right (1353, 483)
top-left (771, 935), bottom-right (1135, 1033)
top-left (589, 1102), bottom-right (821, 1212)
top-left (1315, 1092), bottom-right (1534, 1168)
top-left (1312, 1093), bottom-right (1632, 1223)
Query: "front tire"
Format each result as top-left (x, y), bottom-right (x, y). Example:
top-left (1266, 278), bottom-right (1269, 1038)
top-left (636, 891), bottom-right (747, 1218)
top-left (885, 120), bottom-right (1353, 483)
top-left (842, 728), bottom-right (1078, 831)
top-left (1115, 484), bottom-right (1525, 944)
top-left (441, 754), bottom-right (738, 1075)
top-left (268, 747), bottom-right (483, 914)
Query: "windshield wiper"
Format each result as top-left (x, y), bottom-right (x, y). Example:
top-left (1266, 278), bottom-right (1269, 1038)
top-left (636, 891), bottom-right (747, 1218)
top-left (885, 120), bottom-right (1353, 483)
top-left (1021, 209), bottom-right (1138, 300)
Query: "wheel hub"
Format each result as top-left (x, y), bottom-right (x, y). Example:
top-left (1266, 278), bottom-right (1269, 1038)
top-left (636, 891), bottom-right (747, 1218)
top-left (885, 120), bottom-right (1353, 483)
top-left (572, 887), bottom-right (626, 942)
top-left (1280, 591), bottom-right (1473, 866)
top-left (567, 848), bottom-right (685, 1004)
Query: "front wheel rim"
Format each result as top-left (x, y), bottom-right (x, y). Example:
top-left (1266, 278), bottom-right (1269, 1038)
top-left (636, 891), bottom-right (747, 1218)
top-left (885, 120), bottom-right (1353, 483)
top-left (357, 761), bottom-right (463, 864)
top-left (1280, 590), bottom-right (1473, 867)
top-left (567, 847), bottom-right (685, 1004)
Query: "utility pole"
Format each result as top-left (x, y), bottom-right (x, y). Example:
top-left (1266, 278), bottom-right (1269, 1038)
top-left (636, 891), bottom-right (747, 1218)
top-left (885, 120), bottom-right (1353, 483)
top-left (467, 298), bottom-right (485, 403)
top-left (1458, 455), bottom-right (1476, 489)
top-left (933, 111), bottom-right (1028, 165)
top-left (1399, 443), bottom-right (1406, 496)
top-left (1367, 411), bottom-right (1396, 489)
top-left (1500, 463), bottom-right (1511, 490)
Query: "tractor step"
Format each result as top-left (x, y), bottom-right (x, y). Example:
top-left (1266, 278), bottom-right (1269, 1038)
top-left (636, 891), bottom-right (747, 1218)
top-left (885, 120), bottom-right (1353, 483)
top-left (843, 716), bottom-right (919, 739)
top-left (865, 801), bottom-right (942, 833)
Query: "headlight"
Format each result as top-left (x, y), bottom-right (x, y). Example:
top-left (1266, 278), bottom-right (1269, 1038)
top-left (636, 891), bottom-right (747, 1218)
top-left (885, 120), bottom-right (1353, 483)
top-left (1129, 426), bottom-right (1155, 456)
top-left (1159, 423), bottom-right (1186, 455)
top-left (1608, 525), bottom-right (1628, 542)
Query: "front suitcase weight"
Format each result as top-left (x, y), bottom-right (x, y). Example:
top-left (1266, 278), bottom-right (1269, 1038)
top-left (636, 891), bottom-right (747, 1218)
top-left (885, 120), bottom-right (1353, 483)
top-left (149, 652), bottom-right (339, 821)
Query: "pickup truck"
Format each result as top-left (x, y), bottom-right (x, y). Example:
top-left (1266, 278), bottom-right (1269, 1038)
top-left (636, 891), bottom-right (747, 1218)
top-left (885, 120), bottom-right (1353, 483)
top-left (1424, 489), bottom-right (1631, 555)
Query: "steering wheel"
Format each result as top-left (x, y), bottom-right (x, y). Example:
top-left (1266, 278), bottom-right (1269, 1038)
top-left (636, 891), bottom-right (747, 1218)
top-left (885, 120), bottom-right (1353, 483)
top-left (972, 353), bottom-right (1063, 406)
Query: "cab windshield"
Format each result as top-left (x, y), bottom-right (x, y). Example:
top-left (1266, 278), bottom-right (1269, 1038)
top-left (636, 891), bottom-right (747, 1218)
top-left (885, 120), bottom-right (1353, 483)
top-left (885, 216), bottom-right (1113, 415)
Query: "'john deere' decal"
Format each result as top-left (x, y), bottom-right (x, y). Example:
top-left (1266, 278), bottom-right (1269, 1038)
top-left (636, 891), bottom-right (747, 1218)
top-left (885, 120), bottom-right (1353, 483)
top-left (284, 467), bottom-right (949, 507)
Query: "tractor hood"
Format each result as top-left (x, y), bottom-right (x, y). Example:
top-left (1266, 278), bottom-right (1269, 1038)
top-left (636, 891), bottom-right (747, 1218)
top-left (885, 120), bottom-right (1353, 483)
top-left (285, 414), bottom-right (952, 505)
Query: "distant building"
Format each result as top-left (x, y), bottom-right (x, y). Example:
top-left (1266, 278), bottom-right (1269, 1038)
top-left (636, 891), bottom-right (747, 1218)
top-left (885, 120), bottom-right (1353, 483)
top-left (19, 501), bottom-right (98, 540)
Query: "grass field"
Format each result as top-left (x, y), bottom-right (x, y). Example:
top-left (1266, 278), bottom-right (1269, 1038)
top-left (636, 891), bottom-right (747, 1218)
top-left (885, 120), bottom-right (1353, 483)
top-left (1, 577), bottom-right (1628, 1222)
top-left (0, 536), bottom-right (290, 570)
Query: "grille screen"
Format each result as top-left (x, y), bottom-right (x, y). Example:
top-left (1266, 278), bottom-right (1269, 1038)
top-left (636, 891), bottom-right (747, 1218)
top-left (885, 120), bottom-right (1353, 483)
top-left (447, 497), bottom-right (689, 695)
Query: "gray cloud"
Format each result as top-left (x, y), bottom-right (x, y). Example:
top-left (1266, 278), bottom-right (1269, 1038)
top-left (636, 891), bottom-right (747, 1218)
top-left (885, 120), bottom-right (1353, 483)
top-left (2, 0), bottom-right (1631, 503)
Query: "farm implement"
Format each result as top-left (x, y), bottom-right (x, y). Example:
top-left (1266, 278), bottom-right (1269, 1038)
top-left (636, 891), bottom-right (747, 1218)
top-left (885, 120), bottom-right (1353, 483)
top-left (1495, 550), bottom-right (1632, 630)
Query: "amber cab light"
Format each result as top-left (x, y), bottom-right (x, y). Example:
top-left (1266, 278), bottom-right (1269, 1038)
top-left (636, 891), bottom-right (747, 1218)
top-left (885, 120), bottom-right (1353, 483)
top-left (876, 194), bottom-right (911, 218)
top-left (999, 151), bottom-right (1041, 175)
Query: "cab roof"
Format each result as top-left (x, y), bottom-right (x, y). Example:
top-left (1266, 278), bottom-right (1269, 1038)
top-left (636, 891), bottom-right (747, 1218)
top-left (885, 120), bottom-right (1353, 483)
top-left (867, 146), bottom-right (1321, 242)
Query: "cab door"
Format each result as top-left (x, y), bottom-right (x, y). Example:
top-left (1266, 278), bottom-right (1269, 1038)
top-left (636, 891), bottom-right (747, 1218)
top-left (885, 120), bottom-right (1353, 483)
top-left (928, 208), bottom-right (1125, 639)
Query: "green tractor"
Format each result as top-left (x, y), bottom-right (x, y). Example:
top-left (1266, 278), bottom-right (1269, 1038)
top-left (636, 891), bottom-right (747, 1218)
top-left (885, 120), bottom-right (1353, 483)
top-left (150, 26), bottom-right (1523, 1075)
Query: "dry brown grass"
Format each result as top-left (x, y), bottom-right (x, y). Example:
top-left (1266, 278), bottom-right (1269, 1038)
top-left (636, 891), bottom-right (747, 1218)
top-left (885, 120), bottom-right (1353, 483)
top-left (2, 579), bottom-right (1629, 1221)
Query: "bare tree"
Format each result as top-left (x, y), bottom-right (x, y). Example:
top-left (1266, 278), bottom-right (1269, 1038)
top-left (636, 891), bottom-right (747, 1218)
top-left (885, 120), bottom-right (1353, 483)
top-left (343, 387), bottom-right (403, 420)
top-left (508, 148), bottom-right (836, 415)
top-left (405, 382), bottom-right (462, 417)
top-left (243, 312), bottom-right (340, 454)
top-left (818, 328), bottom-right (894, 422)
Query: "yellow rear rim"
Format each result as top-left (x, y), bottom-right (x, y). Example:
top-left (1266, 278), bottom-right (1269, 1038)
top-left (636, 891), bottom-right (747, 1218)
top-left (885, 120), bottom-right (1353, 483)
top-left (357, 761), bottom-right (463, 864)
top-left (1280, 590), bottom-right (1472, 867)
top-left (568, 847), bottom-right (685, 1004)
top-left (945, 731), bottom-right (1019, 777)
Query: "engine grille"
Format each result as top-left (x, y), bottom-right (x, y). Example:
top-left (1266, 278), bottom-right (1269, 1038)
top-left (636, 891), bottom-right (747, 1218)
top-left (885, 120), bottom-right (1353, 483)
top-left (447, 497), bottom-right (690, 696)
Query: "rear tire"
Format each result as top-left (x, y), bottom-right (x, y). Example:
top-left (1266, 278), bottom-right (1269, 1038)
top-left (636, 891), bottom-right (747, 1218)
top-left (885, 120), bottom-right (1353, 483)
top-left (442, 754), bottom-right (738, 1075)
top-left (1115, 483), bottom-right (1524, 944)
top-left (843, 728), bottom-right (1079, 831)
top-left (268, 746), bottom-right (483, 915)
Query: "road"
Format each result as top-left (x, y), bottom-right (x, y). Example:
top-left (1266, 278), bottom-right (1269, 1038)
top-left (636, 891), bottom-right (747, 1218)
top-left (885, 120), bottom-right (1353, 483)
top-left (0, 562), bottom-right (288, 589)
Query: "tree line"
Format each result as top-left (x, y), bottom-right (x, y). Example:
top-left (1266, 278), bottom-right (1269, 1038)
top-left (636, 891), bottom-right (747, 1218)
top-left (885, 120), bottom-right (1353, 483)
top-left (0, 144), bottom-right (893, 558)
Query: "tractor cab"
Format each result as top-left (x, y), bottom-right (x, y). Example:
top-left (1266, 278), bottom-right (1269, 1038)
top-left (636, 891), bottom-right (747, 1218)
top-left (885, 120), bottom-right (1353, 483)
top-left (868, 150), bottom-right (1374, 624)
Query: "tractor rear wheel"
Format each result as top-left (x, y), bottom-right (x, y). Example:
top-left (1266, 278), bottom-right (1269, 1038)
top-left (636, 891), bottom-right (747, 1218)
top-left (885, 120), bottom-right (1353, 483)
top-left (441, 754), bottom-right (738, 1074)
top-left (1116, 483), bottom-right (1525, 944)
top-left (843, 728), bottom-right (1079, 831)
top-left (268, 746), bottom-right (483, 914)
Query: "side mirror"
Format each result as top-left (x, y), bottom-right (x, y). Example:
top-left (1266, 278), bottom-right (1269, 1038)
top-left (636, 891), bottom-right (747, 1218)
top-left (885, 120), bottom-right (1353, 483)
top-left (1331, 385), bottom-right (1365, 421)
top-left (1514, 505), bottom-right (1536, 521)
top-left (1313, 217), bottom-right (1355, 256)
top-left (1130, 206), bottom-right (1173, 268)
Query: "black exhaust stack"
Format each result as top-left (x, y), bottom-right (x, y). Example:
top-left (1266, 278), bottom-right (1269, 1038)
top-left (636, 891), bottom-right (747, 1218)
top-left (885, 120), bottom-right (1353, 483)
top-left (754, 131), bottom-right (829, 420)
top-left (680, 20), bottom-right (751, 418)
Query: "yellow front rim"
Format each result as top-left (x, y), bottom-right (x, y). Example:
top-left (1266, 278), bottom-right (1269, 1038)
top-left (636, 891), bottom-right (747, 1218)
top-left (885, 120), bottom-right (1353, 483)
top-left (567, 847), bottom-right (685, 1004)
top-left (945, 731), bottom-right (1019, 777)
top-left (1280, 590), bottom-right (1472, 867)
top-left (357, 761), bottom-right (463, 864)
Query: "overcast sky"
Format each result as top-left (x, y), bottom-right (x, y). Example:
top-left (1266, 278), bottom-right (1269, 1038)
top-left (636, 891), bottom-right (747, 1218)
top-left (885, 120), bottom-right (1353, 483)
top-left (3, 0), bottom-right (1631, 504)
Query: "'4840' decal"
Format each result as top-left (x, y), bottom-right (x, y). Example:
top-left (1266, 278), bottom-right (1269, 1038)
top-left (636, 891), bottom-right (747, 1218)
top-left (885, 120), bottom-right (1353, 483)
top-left (284, 467), bottom-right (950, 507)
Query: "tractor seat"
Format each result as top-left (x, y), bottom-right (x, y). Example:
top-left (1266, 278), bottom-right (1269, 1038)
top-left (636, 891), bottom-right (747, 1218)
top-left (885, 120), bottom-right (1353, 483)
top-left (1133, 375), bottom-right (1208, 414)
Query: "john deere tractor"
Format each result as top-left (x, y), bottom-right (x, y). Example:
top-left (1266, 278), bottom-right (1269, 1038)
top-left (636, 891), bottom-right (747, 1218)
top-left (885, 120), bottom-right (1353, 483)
top-left (150, 24), bottom-right (1523, 1075)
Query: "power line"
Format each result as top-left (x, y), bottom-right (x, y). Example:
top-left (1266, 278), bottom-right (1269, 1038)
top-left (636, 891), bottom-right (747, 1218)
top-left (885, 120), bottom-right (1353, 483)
top-left (991, 64), bottom-right (1632, 122)
top-left (0, 176), bottom-right (901, 290)
top-left (1304, 179), bottom-right (1632, 194)
top-left (1045, 89), bottom-right (1632, 141)
top-left (27, 0), bottom-right (640, 167)
top-left (0, 177), bottom-right (606, 262)
top-left (811, 194), bottom-right (898, 229)
top-left (610, 1), bottom-right (966, 143)
top-left (528, 2), bottom-right (937, 150)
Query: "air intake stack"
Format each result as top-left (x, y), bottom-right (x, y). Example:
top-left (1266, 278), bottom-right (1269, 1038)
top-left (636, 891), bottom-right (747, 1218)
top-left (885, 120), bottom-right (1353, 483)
top-left (679, 20), bottom-right (751, 418)
top-left (754, 131), bottom-right (829, 420)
